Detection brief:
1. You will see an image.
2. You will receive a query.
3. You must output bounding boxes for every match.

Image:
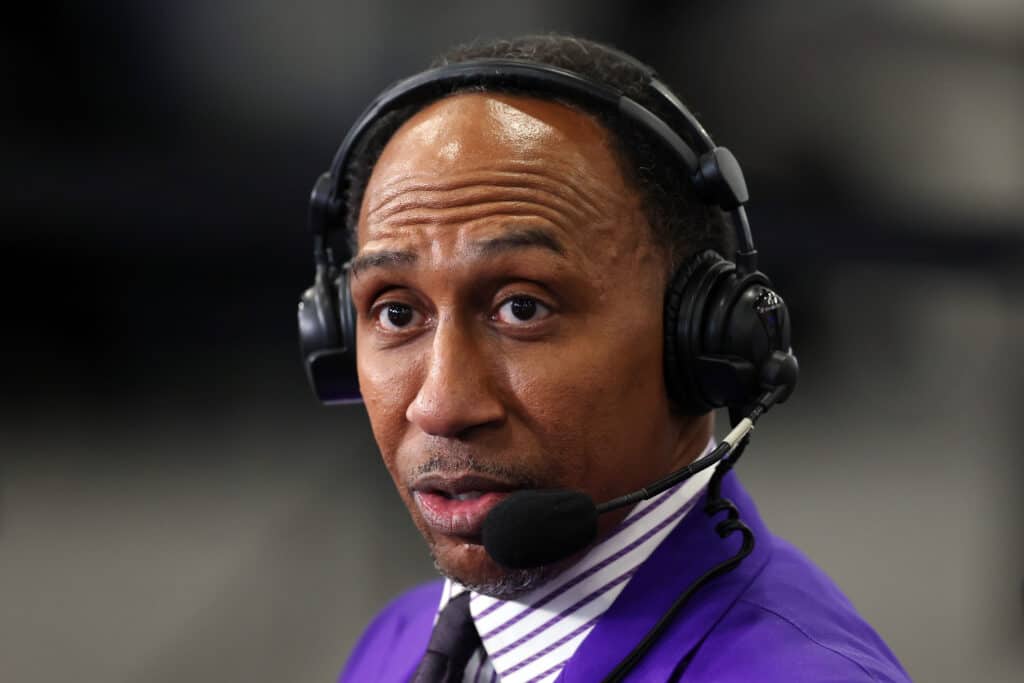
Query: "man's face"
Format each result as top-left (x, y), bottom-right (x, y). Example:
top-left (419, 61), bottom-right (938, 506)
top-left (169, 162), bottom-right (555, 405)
top-left (351, 93), bottom-right (700, 595)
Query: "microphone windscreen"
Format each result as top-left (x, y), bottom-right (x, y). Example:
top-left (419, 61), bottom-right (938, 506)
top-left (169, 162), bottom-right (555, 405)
top-left (482, 489), bottom-right (598, 569)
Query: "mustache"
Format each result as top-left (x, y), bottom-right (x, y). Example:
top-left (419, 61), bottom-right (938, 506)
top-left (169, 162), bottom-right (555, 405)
top-left (410, 449), bottom-right (538, 488)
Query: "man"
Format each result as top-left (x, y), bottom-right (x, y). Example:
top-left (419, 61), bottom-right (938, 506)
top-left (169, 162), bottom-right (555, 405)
top-left (309, 35), bottom-right (909, 682)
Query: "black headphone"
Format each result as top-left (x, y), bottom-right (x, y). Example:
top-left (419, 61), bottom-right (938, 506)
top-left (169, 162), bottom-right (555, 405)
top-left (298, 58), bottom-right (798, 413)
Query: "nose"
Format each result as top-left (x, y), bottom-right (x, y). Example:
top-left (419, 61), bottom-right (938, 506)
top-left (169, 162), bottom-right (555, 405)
top-left (405, 317), bottom-right (507, 438)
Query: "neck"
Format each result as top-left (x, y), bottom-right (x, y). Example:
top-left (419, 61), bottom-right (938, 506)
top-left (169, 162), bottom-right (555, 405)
top-left (667, 412), bottom-right (714, 473)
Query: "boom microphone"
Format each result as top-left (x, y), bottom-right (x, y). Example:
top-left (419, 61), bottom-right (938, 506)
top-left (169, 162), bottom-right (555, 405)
top-left (481, 384), bottom-right (791, 569)
top-left (482, 490), bottom-right (598, 569)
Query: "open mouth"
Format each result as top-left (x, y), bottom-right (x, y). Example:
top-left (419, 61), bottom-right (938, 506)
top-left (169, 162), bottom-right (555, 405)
top-left (412, 474), bottom-right (519, 537)
top-left (440, 491), bottom-right (486, 501)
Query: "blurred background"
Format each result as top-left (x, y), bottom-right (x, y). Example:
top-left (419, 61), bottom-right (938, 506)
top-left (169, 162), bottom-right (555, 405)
top-left (2, 1), bottom-right (1022, 681)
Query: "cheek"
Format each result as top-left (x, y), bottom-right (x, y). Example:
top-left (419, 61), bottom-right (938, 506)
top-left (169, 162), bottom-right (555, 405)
top-left (357, 347), bottom-right (423, 458)
top-left (503, 315), bottom-right (668, 485)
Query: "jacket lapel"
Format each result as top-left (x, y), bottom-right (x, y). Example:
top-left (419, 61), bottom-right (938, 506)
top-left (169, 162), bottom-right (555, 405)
top-left (355, 581), bottom-right (440, 682)
top-left (557, 472), bottom-right (772, 681)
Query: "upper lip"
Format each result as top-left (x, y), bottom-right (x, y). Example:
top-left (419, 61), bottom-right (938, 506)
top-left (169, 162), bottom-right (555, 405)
top-left (411, 473), bottom-right (521, 497)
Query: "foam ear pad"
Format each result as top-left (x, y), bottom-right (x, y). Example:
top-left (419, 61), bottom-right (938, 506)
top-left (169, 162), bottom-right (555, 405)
top-left (298, 267), bottom-right (340, 360)
top-left (664, 250), bottom-right (734, 413)
top-left (298, 266), bottom-right (362, 404)
top-left (335, 267), bottom-right (357, 355)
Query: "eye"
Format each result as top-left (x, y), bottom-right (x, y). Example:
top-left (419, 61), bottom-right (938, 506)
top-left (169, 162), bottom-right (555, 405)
top-left (494, 295), bottom-right (551, 326)
top-left (375, 302), bottom-right (424, 331)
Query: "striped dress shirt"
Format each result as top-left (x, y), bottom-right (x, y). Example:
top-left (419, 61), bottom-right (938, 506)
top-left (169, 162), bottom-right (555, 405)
top-left (436, 440), bottom-right (716, 683)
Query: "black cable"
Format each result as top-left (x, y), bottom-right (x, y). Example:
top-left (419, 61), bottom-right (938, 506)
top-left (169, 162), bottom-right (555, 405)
top-left (597, 388), bottom-right (784, 681)
top-left (599, 437), bottom-right (755, 683)
top-left (596, 442), bottom-right (731, 514)
top-left (596, 388), bottom-right (781, 516)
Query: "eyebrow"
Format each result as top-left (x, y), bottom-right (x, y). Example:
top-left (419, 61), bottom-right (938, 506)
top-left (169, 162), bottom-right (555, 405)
top-left (471, 227), bottom-right (566, 258)
top-left (349, 226), bottom-right (566, 278)
top-left (349, 249), bottom-right (417, 277)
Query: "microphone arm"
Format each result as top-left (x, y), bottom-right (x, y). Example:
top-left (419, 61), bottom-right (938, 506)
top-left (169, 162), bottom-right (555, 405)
top-left (600, 400), bottom-right (772, 683)
top-left (481, 386), bottom-right (788, 570)
top-left (595, 386), bottom-right (786, 515)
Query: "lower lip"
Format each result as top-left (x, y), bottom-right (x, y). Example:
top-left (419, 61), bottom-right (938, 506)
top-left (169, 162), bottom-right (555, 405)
top-left (413, 491), bottom-right (512, 537)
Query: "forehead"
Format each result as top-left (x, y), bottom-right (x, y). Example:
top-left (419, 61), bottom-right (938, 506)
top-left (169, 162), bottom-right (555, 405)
top-left (369, 92), bottom-right (618, 174)
top-left (356, 92), bottom-right (646, 253)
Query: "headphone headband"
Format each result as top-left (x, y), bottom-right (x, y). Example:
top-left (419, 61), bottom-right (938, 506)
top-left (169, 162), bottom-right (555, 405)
top-left (298, 55), bottom-right (795, 409)
top-left (309, 59), bottom-right (752, 269)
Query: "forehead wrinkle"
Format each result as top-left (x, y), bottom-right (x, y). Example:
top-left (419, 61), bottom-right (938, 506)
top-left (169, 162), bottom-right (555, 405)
top-left (359, 95), bottom-right (648, 280)
top-left (367, 179), bottom-right (594, 229)
top-left (356, 211), bottom-right (589, 272)
top-left (372, 205), bottom-right (575, 235)
top-left (366, 161), bottom-right (610, 224)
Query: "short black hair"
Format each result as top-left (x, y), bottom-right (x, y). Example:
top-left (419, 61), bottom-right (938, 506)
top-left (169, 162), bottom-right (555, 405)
top-left (342, 34), bottom-right (734, 271)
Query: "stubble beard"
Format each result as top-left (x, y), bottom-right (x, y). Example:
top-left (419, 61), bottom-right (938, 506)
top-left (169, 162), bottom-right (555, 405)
top-left (411, 449), bottom-right (561, 598)
top-left (431, 553), bottom-right (559, 599)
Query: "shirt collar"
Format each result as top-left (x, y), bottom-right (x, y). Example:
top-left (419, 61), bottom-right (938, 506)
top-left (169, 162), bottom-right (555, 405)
top-left (437, 438), bottom-right (716, 682)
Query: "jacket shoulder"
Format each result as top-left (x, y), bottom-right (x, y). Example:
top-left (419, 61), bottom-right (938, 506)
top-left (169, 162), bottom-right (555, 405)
top-left (339, 580), bottom-right (443, 683)
top-left (689, 537), bottom-right (911, 682)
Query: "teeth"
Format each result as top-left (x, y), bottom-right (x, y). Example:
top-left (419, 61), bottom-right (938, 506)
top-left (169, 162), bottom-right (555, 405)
top-left (453, 491), bottom-right (483, 501)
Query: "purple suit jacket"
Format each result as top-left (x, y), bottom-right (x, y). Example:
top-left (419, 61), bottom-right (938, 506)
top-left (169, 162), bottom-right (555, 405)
top-left (341, 473), bottom-right (910, 681)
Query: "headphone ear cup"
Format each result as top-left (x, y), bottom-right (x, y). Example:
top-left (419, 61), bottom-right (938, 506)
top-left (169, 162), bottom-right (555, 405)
top-left (336, 267), bottom-right (357, 357)
top-left (297, 266), bottom-right (362, 404)
top-left (664, 250), bottom-right (732, 413)
top-left (665, 248), bottom-right (799, 414)
top-left (298, 270), bottom-right (339, 359)
top-left (714, 279), bottom-right (796, 401)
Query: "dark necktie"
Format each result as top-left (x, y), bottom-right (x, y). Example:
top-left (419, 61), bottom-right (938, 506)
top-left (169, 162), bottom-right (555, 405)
top-left (411, 592), bottom-right (482, 683)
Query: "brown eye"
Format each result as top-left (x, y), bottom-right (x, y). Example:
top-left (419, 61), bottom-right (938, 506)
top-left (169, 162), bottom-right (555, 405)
top-left (376, 302), bottom-right (421, 331)
top-left (510, 298), bottom-right (536, 320)
top-left (495, 296), bottom-right (551, 325)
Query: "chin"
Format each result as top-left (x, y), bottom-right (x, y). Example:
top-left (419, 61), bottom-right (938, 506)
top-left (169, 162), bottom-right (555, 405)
top-left (430, 537), bottom-right (557, 599)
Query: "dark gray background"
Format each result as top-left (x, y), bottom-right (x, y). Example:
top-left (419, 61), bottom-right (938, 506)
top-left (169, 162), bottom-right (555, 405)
top-left (3, 2), bottom-right (1022, 681)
